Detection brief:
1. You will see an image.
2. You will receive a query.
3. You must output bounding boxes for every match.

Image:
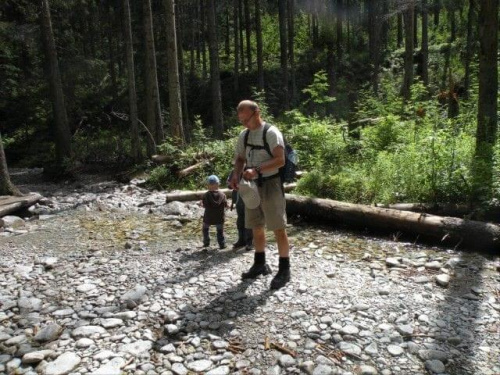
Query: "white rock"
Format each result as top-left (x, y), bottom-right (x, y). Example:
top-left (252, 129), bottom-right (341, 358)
top-left (71, 325), bottom-right (106, 338)
top-left (90, 357), bottom-right (125, 375)
top-left (186, 359), bottom-right (213, 372)
top-left (44, 352), bottom-right (81, 375)
top-left (121, 340), bottom-right (152, 357)
top-left (436, 274), bottom-right (450, 287)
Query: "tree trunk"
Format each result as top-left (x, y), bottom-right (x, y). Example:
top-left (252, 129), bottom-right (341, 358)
top-left (165, 0), bottom-right (185, 144)
top-left (0, 194), bottom-right (43, 216)
top-left (144, 0), bottom-right (164, 154)
top-left (368, 0), bottom-right (381, 94)
top-left (401, 1), bottom-right (415, 101)
top-left (397, 12), bottom-right (403, 48)
top-left (0, 133), bottom-right (22, 196)
top-left (122, 0), bottom-right (142, 163)
top-left (244, 0), bottom-right (252, 71)
top-left (421, 0), bottom-right (429, 87)
top-left (106, 3), bottom-right (117, 101)
top-left (473, 0), bottom-right (498, 202)
top-left (336, 0), bottom-right (343, 63)
top-left (464, 0), bottom-right (475, 98)
top-left (288, 0), bottom-right (296, 105)
top-left (278, 0), bottom-right (289, 109)
top-left (176, 0), bottom-right (190, 141)
top-left (255, 0), bottom-right (264, 90)
top-left (40, 0), bottom-right (72, 167)
top-left (238, 0), bottom-right (245, 71)
top-left (433, 0), bottom-right (440, 26)
top-left (234, 0), bottom-right (240, 94)
top-left (413, 5), bottom-right (418, 48)
top-left (284, 195), bottom-right (500, 252)
top-left (206, 0), bottom-right (224, 138)
top-left (225, 6), bottom-right (231, 59)
top-left (201, 0), bottom-right (207, 80)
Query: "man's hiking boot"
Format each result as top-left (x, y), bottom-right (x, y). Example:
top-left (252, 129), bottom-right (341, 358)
top-left (241, 263), bottom-right (271, 279)
top-left (270, 269), bottom-right (290, 290)
top-left (232, 239), bottom-right (246, 249)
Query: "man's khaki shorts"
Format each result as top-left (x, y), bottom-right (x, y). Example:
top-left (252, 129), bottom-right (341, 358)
top-left (245, 177), bottom-right (287, 231)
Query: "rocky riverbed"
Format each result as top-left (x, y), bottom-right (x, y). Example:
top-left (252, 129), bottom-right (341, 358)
top-left (0, 169), bottom-right (499, 375)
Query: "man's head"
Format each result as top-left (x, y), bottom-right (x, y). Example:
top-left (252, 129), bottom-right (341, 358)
top-left (237, 100), bottom-right (261, 128)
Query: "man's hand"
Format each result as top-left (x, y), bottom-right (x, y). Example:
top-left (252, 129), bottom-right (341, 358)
top-left (229, 171), bottom-right (240, 190)
top-left (242, 168), bottom-right (258, 181)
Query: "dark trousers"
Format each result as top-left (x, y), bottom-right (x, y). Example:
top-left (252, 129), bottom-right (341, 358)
top-left (202, 222), bottom-right (225, 247)
top-left (235, 192), bottom-right (253, 246)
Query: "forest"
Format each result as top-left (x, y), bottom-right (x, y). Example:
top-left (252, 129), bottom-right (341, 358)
top-left (1, 0), bottom-right (499, 217)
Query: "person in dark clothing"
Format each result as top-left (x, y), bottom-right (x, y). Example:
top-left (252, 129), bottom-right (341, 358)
top-left (227, 171), bottom-right (254, 250)
top-left (231, 189), bottom-right (254, 250)
top-left (201, 175), bottom-right (228, 249)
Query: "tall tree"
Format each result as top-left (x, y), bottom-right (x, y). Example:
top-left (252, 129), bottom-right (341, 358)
top-left (464, 0), bottom-right (475, 97)
top-left (234, 0), bottom-right (240, 93)
top-left (40, 0), bottom-right (72, 167)
top-left (244, 0), bottom-right (252, 71)
top-left (165, 0), bottom-right (185, 143)
top-left (421, 0), bottom-right (429, 87)
top-left (401, 0), bottom-right (415, 100)
top-left (0, 133), bottom-right (22, 196)
top-left (278, 0), bottom-right (289, 108)
top-left (288, 0), bottom-right (296, 104)
top-left (368, 0), bottom-right (382, 94)
top-left (206, 0), bottom-right (224, 138)
top-left (255, 0), bottom-right (264, 90)
top-left (144, 0), bottom-right (164, 154)
top-left (122, 0), bottom-right (142, 162)
top-left (473, 0), bottom-right (498, 201)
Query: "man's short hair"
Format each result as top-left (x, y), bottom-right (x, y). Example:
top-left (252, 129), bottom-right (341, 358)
top-left (237, 100), bottom-right (259, 112)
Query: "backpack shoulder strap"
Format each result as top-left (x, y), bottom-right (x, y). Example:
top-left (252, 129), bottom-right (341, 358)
top-left (262, 123), bottom-right (272, 157)
top-left (243, 129), bottom-right (250, 148)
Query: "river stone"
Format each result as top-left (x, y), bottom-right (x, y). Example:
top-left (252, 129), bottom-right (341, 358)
top-left (171, 363), bottom-right (188, 375)
top-left (44, 352), bottom-right (81, 375)
top-left (187, 359), bottom-right (213, 372)
top-left (22, 352), bottom-right (45, 364)
top-left (436, 274), bottom-right (450, 287)
top-left (34, 324), bottom-right (63, 343)
top-left (359, 365), bottom-right (378, 375)
top-left (279, 354), bottom-right (296, 367)
top-left (341, 325), bottom-right (359, 335)
top-left (2, 216), bottom-right (25, 229)
top-left (206, 365), bottom-right (230, 375)
top-left (385, 258), bottom-right (401, 267)
top-left (338, 341), bottom-right (361, 356)
top-left (425, 360), bottom-right (445, 373)
top-left (418, 349), bottom-right (449, 362)
top-left (121, 340), bottom-right (152, 357)
top-left (71, 325), bottom-right (106, 338)
top-left (387, 345), bottom-right (404, 356)
top-left (18, 297), bottom-right (42, 313)
top-left (121, 285), bottom-right (147, 307)
top-left (396, 324), bottom-right (413, 336)
top-left (90, 357), bottom-right (125, 375)
top-left (312, 364), bottom-right (335, 375)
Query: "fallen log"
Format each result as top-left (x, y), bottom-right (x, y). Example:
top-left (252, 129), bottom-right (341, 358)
top-left (375, 202), bottom-right (500, 222)
top-left (177, 158), bottom-right (214, 178)
top-left (165, 184), bottom-right (297, 203)
top-left (285, 194), bottom-right (500, 252)
top-left (0, 193), bottom-right (43, 217)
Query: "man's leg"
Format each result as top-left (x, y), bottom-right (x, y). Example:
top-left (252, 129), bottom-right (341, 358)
top-left (241, 226), bottom-right (271, 279)
top-left (270, 228), bottom-right (291, 289)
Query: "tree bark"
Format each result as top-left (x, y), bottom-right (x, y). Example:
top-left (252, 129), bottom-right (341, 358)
top-left (144, 0), bottom-right (164, 154)
top-left (206, 0), bottom-right (224, 138)
top-left (285, 195), bottom-right (500, 252)
top-left (401, 1), bottom-right (415, 101)
top-left (464, 0), bottom-right (475, 98)
top-left (278, 0), bottom-right (289, 109)
top-left (238, 0), bottom-right (245, 71)
top-left (244, 0), bottom-right (252, 71)
top-left (40, 0), bottom-right (72, 167)
top-left (255, 0), bottom-right (264, 90)
top-left (122, 0), bottom-right (142, 163)
top-left (164, 0), bottom-right (185, 143)
top-left (0, 132), bottom-right (22, 196)
top-left (421, 0), bottom-right (429, 87)
top-left (473, 0), bottom-right (498, 202)
top-left (288, 0), bottom-right (297, 105)
top-left (368, 0), bottom-right (381, 94)
top-left (234, 0), bottom-right (240, 94)
top-left (397, 12), bottom-right (403, 48)
top-left (0, 194), bottom-right (43, 216)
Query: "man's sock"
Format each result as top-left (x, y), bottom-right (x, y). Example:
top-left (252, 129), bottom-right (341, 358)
top-left (255, 252), bottom-right (266, 265)
top-left (278, 257), bottom-right (290, 272)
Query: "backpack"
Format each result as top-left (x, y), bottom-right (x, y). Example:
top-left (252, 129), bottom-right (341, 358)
top-left (244, 123), bottom-right (298, 183)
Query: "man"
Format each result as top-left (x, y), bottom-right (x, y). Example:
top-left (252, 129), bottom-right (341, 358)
top-left (229, 100), bottom-right (291, 290)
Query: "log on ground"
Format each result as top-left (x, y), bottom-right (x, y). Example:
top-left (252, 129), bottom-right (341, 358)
top-left (165, 184), bottom-right (297, 203)
top-left (0, 193), bottom-right (43, 217)
top-left (285, 194), bottom-right (500, 252)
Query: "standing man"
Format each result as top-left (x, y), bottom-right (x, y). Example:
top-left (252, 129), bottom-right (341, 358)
top-left (229, 100), bottom-right (291, 290)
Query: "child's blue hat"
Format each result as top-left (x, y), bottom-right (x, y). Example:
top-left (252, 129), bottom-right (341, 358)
top-left (207, 175), bottom-right (220, 185)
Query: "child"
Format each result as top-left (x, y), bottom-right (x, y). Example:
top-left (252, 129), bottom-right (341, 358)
top-left (201, 175), bottom-right (227, 249)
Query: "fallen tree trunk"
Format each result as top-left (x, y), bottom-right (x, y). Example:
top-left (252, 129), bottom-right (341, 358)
top-left (375, 202), bottom-right (500, 222)
top-left (0, 193), bottom-right (43, 217)
top-left (165, 184), bottom-right (297, 203)
top-left (177, 158), bottom-right (214, 178)
top-left (285, 194), bottom-right (500, 252)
